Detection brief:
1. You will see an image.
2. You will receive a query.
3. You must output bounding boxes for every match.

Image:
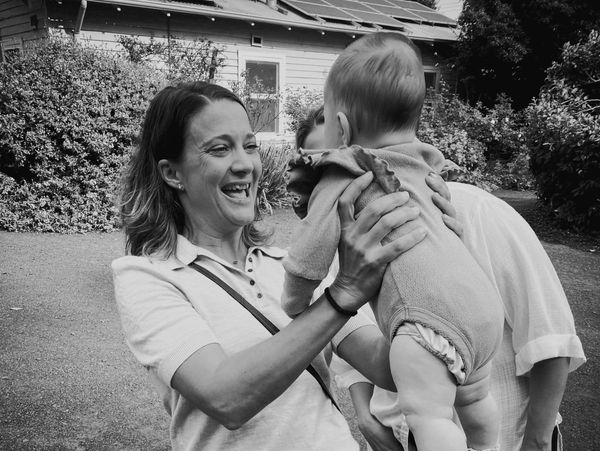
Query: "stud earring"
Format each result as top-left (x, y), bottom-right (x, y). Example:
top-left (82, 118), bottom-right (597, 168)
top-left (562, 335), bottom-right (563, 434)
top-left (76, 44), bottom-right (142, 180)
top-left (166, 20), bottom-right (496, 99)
top-left (177, 183), bottom-right (184, 191)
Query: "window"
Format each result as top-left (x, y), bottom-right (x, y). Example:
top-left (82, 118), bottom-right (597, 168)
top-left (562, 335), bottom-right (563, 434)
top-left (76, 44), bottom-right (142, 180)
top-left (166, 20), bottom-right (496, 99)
top-left (0, 39), bottom-right (23, 63)
top-left (238, 50), bottom-right (285, 135)
top-left (245, 60), bottom-right (279, 133)
top-left (424, 70), bottom-right (439, 92)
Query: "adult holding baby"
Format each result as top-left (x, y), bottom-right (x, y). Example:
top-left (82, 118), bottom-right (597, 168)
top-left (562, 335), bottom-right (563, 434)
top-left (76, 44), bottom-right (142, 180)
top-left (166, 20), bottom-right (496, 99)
top-left (111, 81), bottom-right (438, 451)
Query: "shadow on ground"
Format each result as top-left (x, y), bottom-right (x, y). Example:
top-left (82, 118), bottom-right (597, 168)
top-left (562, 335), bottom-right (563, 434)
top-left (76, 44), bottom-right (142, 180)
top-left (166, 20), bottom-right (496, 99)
top-left (0, 191), bottom-right (597, 450)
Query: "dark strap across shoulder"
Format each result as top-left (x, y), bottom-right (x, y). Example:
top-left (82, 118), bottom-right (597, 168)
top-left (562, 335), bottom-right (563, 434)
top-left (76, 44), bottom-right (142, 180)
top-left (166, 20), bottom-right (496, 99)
top-left (189, 262), bottom-right (340, 412)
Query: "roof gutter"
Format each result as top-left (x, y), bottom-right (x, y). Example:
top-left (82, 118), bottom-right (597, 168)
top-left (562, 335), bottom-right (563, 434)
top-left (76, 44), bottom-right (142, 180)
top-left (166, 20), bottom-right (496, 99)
top-left (86, 0), bottom-right (451, 41)
top-left (86, 0), bottom-right (457, 43)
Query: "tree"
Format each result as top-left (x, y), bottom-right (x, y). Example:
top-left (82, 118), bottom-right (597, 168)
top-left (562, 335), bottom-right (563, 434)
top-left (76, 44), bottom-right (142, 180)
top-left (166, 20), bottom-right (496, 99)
top-left (456, 0), bottom-right (600, 107)
top-left (525, 30), bottom-right (600, 231)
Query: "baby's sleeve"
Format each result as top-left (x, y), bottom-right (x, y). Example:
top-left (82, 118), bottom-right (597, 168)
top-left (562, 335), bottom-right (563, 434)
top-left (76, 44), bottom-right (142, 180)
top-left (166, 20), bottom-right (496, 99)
top-left (282, 168), bottom-right (355, 311)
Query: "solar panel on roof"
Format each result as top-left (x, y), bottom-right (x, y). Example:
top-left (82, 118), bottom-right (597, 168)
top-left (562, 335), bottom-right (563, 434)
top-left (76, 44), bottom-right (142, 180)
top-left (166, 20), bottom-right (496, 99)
top-left (343, 10), bottom-right (405, 27)
top-left (362, 0), bottom-right (395, 7)
top-left (325, 0), bottom-right (377, 13)
top-left (368, 4), bottom-right (422, 20)
top-left (284, 0), bottom-right (360, 20)
top-left (387, 0), bottom-right (433, 11)
top-left (289, 0), bottom-right (328, 5)
top-left (408, 10), bottom-right (456, 24)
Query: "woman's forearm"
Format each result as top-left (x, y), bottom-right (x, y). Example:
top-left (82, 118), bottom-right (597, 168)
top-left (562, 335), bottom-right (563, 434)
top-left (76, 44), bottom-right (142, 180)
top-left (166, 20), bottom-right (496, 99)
top-left (521, 357), bottom-right (569, 450)
top-left (173, 294), bottom-right (349, 429)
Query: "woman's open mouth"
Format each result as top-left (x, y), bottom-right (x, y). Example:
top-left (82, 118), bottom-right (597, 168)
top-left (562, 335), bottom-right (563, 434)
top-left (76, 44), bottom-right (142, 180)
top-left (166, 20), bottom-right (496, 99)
top-left (221, 183), bottom-right (250, 199)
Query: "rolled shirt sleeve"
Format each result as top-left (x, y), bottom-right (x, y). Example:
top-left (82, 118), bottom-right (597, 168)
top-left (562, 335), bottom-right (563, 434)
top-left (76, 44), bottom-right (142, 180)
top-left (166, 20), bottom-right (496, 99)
top-left (112, 256), bottom-right (219, 387)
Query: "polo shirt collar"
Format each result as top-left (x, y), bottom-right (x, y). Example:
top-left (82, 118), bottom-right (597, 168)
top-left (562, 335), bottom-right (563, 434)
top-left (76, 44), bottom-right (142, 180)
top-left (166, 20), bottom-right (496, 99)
top-left (166, 234), bottom-right (286, 270)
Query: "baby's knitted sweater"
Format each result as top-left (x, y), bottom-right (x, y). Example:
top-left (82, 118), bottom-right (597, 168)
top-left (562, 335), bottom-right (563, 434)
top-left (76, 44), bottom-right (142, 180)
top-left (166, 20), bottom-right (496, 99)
top-left (282, 142), bottom-right (504, 382)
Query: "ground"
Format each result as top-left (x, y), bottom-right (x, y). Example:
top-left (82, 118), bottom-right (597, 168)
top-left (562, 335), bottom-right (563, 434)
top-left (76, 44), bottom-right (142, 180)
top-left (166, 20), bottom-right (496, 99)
top-left (0, 190), bottom-right (598, 450)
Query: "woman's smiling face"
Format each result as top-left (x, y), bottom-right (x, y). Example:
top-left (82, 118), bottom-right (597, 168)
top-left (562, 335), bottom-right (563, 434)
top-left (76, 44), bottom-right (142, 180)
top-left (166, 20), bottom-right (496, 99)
top-left (175, 99), bottom-right (262, 236)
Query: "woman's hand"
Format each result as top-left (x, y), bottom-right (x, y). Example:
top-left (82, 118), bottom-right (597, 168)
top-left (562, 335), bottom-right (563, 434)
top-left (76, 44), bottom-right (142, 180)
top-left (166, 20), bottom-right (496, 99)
top-left (359, 415), bottom-right (404, 451)
top-left (349, 382), bottom-right (404, 451)
top-left (329, 172), bottom-right (427, 311)
top-left (425, 172), bottom-right (463, 238)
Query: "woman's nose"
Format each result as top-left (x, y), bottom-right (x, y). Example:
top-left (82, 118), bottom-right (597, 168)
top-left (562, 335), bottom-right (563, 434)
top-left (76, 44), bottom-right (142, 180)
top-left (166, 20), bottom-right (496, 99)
top-left (230, 146), bottom-right (254, 173)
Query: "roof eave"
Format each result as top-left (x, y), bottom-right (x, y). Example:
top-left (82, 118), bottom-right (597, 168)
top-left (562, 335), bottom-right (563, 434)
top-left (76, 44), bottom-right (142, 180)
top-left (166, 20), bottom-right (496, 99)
top-left (86, 0), bottom-right (457, 42)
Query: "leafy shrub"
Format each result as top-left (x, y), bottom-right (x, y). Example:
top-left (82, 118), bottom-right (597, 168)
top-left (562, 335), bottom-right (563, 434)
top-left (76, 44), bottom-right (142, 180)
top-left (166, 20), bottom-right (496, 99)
top-left (525, 30), bottom-right (600, 231)
top-left (419, 85), bottom-right (533, 190)
top-left (257, 144), bottom-right (295, 214)
top-left (283, 86), bottom-right (324, 134)
top-left (0, 37), bottom-right (161, 232)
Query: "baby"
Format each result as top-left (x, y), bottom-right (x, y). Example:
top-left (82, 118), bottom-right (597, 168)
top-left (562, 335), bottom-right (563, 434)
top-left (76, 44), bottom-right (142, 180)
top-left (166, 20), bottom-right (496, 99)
top-left (282, 33), bottom-right (504, 451)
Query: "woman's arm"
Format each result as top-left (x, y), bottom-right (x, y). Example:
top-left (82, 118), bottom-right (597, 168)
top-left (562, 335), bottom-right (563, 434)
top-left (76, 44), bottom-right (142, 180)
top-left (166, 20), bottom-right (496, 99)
top-left (172, 172), bottom-right (427, 429)
top-left (349, 382), bottom-right (404, 451)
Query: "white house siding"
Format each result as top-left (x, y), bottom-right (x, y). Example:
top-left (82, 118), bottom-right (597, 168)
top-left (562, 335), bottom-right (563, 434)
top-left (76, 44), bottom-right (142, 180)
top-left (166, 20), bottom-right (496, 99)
top-left (47, 1), bottom-right (447, 136)
top-left (0, 0), bottom-right (46, 52)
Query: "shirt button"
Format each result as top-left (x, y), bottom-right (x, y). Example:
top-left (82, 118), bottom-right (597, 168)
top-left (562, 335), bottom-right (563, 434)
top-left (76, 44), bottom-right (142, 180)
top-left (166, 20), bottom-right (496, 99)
top-left (250, 280), bottom-right (255, 286)
top-left (257, 293), bottom-right (263, 299)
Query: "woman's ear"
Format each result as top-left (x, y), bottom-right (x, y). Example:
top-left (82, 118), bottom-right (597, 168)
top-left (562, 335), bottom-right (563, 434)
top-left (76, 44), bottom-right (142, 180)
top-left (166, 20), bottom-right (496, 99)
top-left (158, 159), bottom-right (183, 191)
top-left (336, 112), bottom-right (352, 147)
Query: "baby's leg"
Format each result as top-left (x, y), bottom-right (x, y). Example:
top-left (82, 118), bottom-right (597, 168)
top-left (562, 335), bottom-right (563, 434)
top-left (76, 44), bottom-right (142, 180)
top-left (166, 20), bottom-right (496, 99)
top-left (455, 362), bottom-right (499, 451)
top-left (389, 335), bottom-right (467, 451)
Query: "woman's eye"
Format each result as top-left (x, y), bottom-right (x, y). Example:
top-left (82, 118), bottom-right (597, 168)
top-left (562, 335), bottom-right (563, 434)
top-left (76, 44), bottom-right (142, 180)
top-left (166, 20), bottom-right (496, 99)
top-left (209, 145), bottom-right (229, 153)
top-left (245, 143), bottom-right (260, 152)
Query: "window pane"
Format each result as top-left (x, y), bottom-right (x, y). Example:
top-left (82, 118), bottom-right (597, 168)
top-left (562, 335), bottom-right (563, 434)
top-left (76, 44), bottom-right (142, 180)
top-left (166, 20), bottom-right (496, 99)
top-left (246, 61), bottom-right (278, 93)
top-left (248, 98), bottom-right (278, 133)
top-left (424, 72), bottom-right (438, 91)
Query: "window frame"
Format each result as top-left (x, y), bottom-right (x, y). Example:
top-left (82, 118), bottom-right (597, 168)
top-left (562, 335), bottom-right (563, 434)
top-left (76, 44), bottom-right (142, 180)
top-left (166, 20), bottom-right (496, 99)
top-left (237, 49), bottom-right (286, 137)
top-left (423, 66), bottom-right (440, 92)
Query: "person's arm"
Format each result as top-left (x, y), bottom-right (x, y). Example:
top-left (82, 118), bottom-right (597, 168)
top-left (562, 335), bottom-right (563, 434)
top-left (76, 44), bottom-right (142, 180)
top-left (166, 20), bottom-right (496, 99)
top-left (520, 357), bottom-right (570, 451)
top-left (173, 172), bottom-right (427, 429)
top-left (349, 382), bottom-right (404, 451)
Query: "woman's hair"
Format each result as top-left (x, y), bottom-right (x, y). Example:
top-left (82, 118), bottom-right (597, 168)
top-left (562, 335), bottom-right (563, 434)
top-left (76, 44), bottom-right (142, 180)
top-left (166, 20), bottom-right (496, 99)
top-left (295, 105), bottom-right (324, 149)
top-left (119, 81), bottom-right (271, 257)
top-left (325, 32), bottom-right (425, 136)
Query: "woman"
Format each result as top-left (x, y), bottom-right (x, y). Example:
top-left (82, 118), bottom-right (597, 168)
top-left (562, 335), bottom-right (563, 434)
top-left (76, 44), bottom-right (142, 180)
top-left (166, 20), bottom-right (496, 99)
top-left (112, 81), bottom-right (432, 450)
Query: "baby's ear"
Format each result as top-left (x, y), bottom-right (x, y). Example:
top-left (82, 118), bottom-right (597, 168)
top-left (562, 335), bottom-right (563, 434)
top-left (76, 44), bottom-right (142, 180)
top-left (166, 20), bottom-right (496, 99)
top-left (336, 112), bottom-right (352, 147)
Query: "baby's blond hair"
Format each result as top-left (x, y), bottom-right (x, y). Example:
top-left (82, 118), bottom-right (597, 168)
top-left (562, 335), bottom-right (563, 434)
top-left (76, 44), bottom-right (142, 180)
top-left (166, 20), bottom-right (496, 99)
top-left (325, 32), bottom-right (426, 136)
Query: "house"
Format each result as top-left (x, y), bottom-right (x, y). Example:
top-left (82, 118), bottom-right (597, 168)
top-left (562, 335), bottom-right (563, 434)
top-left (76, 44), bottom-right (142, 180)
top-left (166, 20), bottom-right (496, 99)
top-left (1, 0), bottom-right (458, 137)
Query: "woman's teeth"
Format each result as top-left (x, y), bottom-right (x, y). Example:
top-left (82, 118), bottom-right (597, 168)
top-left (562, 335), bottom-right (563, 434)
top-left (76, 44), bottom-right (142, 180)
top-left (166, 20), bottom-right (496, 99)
top-left (222, 184), bottom-right (250, 198)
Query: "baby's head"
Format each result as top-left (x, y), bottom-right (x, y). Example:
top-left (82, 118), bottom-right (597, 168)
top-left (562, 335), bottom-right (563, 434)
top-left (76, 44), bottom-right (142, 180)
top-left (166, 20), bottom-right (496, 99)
top-left (323, 32), bottom-right (426, 148)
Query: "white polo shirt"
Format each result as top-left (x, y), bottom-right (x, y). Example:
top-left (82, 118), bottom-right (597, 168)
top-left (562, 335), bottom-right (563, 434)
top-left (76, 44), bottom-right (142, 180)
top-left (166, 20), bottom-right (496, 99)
top-left (113, 235), bottom-right (366, 451)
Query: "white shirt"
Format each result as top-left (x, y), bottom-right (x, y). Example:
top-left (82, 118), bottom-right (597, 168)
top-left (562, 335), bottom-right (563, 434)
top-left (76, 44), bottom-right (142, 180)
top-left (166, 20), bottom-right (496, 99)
top-left (334, 183), bottom-right (586, 451)
top-left (113, 235), bottom-right (366, 451)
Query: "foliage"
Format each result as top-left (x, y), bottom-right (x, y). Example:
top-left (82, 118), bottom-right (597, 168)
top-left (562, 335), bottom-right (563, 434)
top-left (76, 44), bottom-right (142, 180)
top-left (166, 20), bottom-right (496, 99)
top-left (118, 35), bottom-right (225, 83)
top-left (257, 144), bottom-right (295, 214)
top-left (0, 37), bottom-right (161, 232)
top-left (419, 85), bottom-right (533, 190)
top-left (283, 86), bottom-right (324, 134)
top-left (525, 30), bottom-right (600, 231)
top-left (231, 71), bottom-right (281, 133)
top-left (457, 0), bottom-right (600, 108)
